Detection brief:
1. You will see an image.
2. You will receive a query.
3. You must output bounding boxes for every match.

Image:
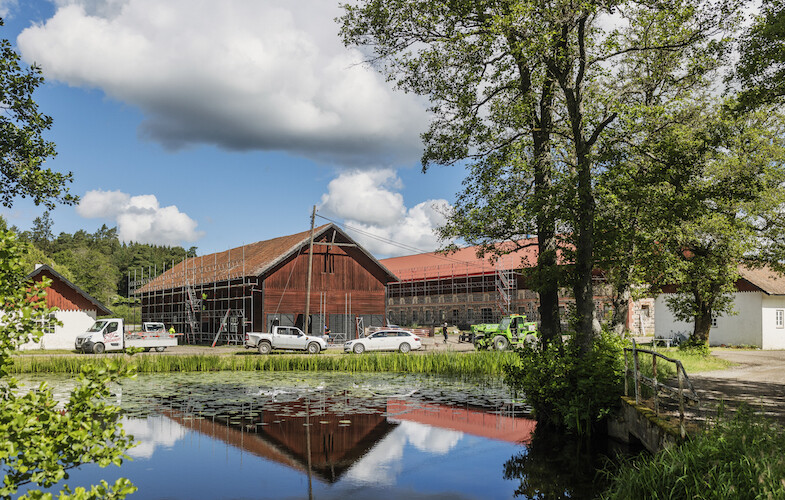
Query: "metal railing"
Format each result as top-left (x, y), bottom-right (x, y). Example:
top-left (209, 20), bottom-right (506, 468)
top-left (623, 340), bottom-right (700, 438)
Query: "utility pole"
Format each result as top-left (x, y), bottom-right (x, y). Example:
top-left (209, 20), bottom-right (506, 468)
top-left (304, 205), bottom-right (316, 334)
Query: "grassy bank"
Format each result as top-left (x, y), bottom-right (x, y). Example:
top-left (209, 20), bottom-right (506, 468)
top-left (603, 407), bottom-right (785, 499)
top-left (10, 351), bottom-right (520, 378)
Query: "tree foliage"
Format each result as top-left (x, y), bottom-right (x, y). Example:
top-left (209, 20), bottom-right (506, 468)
top-left (0, 20), bottom-right (76, 210)
top-left (340, 0), bottom-right (736, 354)
top-left (0, 229), bottom-right (137, 499)
top-left (645, 104), bottom-right (785, 345)
top-left (736, 0), bottom-right (785, 109)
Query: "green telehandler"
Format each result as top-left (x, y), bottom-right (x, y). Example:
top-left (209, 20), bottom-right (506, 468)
top-left (471, 314), bottom-right (537, 350)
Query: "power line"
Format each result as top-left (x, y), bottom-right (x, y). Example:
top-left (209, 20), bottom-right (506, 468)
top-left (315, 213), bottom-right (477, 265)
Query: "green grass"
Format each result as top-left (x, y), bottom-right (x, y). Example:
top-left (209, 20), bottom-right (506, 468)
top-left (9, 351), bottom-right (520, 378)
top-left (603, 407), bottom-right (785, 499)
top-left (645, 347), bottom-right (734, 373)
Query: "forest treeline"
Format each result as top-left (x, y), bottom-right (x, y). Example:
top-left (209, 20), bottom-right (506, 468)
top-left (2, 211), bottom-right (195, 309)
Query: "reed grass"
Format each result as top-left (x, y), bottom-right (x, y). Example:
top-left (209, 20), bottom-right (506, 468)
top-left (10, 351), bottom-right (520, 378)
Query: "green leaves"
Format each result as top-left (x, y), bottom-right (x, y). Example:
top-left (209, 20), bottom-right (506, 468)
top-left (0, 229), bottom-right (136, 499)
top-left (735, 0), bottom-right (785, 110)
top-left (0, 30), bottom-right (75, 210)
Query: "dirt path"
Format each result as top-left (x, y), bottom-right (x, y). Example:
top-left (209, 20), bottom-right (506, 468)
top-left (687, 350), bottom-right (785, 423)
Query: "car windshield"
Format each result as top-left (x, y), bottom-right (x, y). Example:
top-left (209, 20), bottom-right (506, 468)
top-left (499, 318), bottom-right (511, 329)
top-left (145, 323), bottom-right (164, 332)
top-left (87, 320), bottom-right (107, 333)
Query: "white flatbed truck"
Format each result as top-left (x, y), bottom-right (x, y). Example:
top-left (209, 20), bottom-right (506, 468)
top-left (75, 319), bottom-right (179, 354)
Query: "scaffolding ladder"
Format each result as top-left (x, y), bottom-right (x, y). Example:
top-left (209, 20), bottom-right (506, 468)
top-left (185, 283), bottom-right (201, 344)
top-left (211, 309), bottom-right (232, 347)
top-left (496, 264), bottom-right (516, 318)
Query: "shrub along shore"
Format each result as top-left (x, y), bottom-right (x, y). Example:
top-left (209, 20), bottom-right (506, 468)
top-left (10, 350), bottom-right (520, 378)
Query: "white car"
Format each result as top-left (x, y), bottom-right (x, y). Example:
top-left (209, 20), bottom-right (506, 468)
top-left (344, 330), bottom-right (422, 354)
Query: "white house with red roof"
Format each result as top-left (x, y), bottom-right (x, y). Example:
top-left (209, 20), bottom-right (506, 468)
top-left (19, 264), bottom-right (112, 350)
top-left (655, 266), bottom-right (785, 349)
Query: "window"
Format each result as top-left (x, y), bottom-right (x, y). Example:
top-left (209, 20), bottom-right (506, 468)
top-left (777, 310), bottom-right (784, 329)
top-left (39, 312), bottom-right (56, 335)
top-left (481, 308), bottom-right (493, 323)
top-left (467, 309), bottom-right (473, 322)
top-left (711, 316), bottom-right (718, 328)
top-left (323, 252), bottom-right (335, 273)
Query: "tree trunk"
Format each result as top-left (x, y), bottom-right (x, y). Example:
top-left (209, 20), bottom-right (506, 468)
top-left (692, 295), bottom-right (712, 344)
top-left (573, 146), bottom-right (598, 354)
top-left (611, 282), bottom-right (631, 336)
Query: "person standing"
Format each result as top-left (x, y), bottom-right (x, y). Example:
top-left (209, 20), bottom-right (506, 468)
top-left (442, 322), bottom-right (448, 344)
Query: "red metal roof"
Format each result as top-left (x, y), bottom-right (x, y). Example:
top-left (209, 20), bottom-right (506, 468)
top-left (386, 399), bottom-right (536, 444)
top-left (380, 240), bottom-right (540, 281)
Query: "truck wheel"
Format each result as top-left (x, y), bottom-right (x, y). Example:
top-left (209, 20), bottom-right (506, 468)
top-left (258, 341), bottom-right (272, 355)
top-left (307, 342), bottom-right (320, 354)
top-left (492, 336), bottom-right (509, 351)
top-left (155, 346), bottom-right (166, 352)
top-left (398, 342), bottom-right (411, 353)
top-left (92, 343), bottom-right (105, 354)
top-left (353, 343), bottom-right (365, 354)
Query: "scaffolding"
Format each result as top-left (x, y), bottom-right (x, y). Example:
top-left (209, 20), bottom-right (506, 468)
top-left (385, 258), bottom-right (654, 334)
top-left (129, 248), bottom-right (256, 345)
top-left (384, 260), bottom-right (530, 329)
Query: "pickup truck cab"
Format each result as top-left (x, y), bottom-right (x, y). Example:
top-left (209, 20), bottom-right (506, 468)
top-left (245, 326), bottom-right (328, 354)
top-left (75, 319), bottom-right (179, 354)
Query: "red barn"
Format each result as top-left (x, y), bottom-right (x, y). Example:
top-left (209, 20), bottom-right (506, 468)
top-left (137, 224), bottom-right (397, 343)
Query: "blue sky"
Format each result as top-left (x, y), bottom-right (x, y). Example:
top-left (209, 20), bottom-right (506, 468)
top-left (0, 0), bottom-right (467, 257)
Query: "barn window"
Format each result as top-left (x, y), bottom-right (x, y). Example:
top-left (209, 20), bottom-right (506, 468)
top-left (323, 252), bottom-right (335, 274)
top-left (776, 310), bottom-right (784, 329)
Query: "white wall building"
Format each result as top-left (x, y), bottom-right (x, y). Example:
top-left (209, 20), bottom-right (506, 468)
top-left (655, 266), bottom-right (785, 349)
top-left (19, 265), bottom-right (112, 351)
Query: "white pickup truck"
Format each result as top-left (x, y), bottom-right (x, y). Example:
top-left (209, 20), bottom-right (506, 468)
top-left (245, 326), bottom-right (328, 354)
top-left (75, 319), bottom-right (179, 354)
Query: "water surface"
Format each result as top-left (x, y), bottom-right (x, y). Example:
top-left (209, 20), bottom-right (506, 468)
top-left (17, 372), bottom-right (617, 499)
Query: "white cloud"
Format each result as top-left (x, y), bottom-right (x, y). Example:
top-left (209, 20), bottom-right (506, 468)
top-left (122, 415), bottom-right (187, 459)
top-left (77, 189), bottom-right (203, 245)
top-left (319, 169), bottom-right (451, 257)
top-left (346, 421), bottom-right (462, 486)
top-left (0, 0), bottom-right (17, 18)
top-left (17, 0), bottom-right (427, 165)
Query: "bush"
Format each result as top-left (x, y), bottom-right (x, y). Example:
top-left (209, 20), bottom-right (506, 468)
top-left (504, 329), bottom-right (625, 435)
top-left (678, 335), bottom-right (711, 356)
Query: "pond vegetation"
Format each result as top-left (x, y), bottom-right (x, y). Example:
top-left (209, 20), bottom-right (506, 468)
top-left (10, 350), bottom-right (520, 377)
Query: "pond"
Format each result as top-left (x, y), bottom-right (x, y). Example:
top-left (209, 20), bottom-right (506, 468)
top-left (17, 372), bottom-right (627, 499)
